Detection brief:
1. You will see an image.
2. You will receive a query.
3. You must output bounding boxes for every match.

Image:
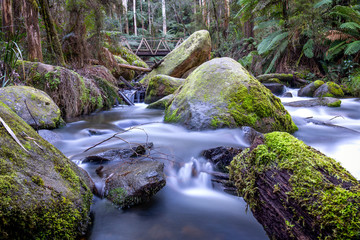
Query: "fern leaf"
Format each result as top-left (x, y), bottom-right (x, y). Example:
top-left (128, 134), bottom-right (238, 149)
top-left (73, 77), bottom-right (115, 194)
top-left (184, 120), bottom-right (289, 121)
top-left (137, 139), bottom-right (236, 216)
top-left (340, 22), bottom-right (360, 31)
top-left (265, 40), bottom-right (288, 74)
top-left (258, 31), bottom-right (288, 55)
top-left (303, 39), bottom-right (314, 58)
top-left (314, 0), bottom-right (332, 9)
top-left (326, 41), bottom-right (347, 60)
top-left (344, 40), bottom-right (360, 55)
top-left (254, 19), bottom-right (279, 30)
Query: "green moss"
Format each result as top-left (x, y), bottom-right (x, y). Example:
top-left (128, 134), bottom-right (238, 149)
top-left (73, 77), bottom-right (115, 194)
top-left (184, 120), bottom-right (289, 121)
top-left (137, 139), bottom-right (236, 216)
top-left (164, 108), bottom-right (180, 122)
top-left (31, 175), bottom-right (44, 186)
top-left (93, 76), bottom-right (121, 109)
top-left (144, 75), bottom-right (182, 104)
top-left (327, 99), bottom-right (341, 107)
top-left (230, 132), bottom-right (360, 239)
top-left (314, 80), bottom-right (324, 88)
top-left (327, 82), bottom-right (344, 97)
top-left (108, 187), bottom-right (127, 206)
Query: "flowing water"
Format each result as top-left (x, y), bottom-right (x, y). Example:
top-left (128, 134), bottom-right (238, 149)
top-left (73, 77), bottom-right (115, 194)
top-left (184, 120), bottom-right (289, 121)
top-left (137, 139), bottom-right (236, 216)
top-left (51, 90), bottom-right (360, 240)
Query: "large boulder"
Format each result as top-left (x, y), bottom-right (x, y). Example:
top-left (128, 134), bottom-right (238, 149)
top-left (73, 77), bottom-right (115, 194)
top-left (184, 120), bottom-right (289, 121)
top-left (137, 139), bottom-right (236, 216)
top-left (298, 80), bottom-right (324, 97)
top-left (229, 132), bottom-right (360, 240)
top-left (314, 81), bottom-right (344, 98)
top-left (99, 160), bottom-right (166, 208)
top-left (0, 101), bottom-right (92, 239)
top-left (164, 57), bottom-right (298, 133)
top-left (140, 30), bottom-right (211, 85)
top-left (0, 86), bottom-right (64, 129)
top-left (144, 75), bottom-right (184, 104)
top-left (147, 94), bottom-right (174, 110)
top-left (17, 61), bottom-right (119, 120)
top-left (99, 47), bottom-right (134, 80)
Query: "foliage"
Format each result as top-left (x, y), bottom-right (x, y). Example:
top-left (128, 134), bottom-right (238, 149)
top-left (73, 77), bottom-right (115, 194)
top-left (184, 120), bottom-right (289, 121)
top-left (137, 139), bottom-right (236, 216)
top-left (0, 33), bottom-right (24, 87)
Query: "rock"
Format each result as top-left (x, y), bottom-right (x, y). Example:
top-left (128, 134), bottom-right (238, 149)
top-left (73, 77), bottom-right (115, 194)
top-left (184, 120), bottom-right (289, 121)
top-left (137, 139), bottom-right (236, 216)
top-left (0, 101), bottom-right (92, 239)
top-left (18, 61), bottom-right (119, 120)
top-left (99, 47), bottom-right (133, 79)
top-left (284, 97), bottom-right (341, 107)
top-left (141, 30), bottom-right (211, 85)
top-left (298, 80), bottom-right (324, 97)
top-left (101, 160), bottom-right (166, 208)
top-left (110, 44), bottom-right (149, 68)
top-left (262, 83), bottom-right (285, 95)
top-left (314, 82), bottom-right (344, 98)
top-left (144, 75), bottom-right (184, 104)
top-left (82, 143), bottom-right (153, 164)
top-left (229, 132), bottom-right (360, 240)
top-left (147, 94), bottom-right (174, 110)
top-left (241, 126), bottom-right (263, 144)
top-left (0, 86), bottom-right (64, 129)
top-left (113, 54), bottom-right (135, 80)
top-left (202, 147), bottom-right (242, 172)
top-left (282, 92), bottom-right (293, 98)
top-left (38, 129), bottom-right (62, 145)
top-left (257, 73), bottom-right (307, 88)
top-left (164, 57), bottom-right (298, 133)
top-left (87, 128), bottom-right (112, 136)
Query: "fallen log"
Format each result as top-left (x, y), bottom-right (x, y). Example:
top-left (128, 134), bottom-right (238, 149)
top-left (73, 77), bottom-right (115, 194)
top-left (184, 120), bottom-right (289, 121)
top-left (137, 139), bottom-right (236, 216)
top-left (118, 63), bottom-right (152, 72)
top-left (229, 132), bottom-right (360, 240)
top-left (256, 73), bottom-right (307, 87)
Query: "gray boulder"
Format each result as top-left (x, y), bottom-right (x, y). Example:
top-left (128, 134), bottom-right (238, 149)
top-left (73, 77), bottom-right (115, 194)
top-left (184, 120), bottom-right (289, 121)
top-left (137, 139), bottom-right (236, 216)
top-left (314, 82), bottom-right (344, 98)
top-left (0, 101), bottom-right (92, 239)
top-left (298, 80), bottom-right (324, 97)
top-left (262, 83), bottom-right (285, 95)
top-left (284, 97), bottom-right (341, 107)
top-left (164, 57), bottom-right (298, 133)
top-left (144, 75), bottom-right (184, 104)
top-left (147, 94), bottom-right (174, 110)
top-left (0, 86), bottom-right (64, 129)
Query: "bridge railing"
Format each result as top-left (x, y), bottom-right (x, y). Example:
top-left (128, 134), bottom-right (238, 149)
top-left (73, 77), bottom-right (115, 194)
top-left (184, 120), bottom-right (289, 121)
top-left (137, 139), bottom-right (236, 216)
top-left (120, 37), bottom-right (185, 56)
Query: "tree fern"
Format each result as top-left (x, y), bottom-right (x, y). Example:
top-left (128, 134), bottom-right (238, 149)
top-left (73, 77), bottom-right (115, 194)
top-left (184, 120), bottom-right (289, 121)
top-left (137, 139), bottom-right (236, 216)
top-left (313, 0), bottom-right (332, 9)
top-left (340, 22), bottom-right (360, 31)
top-left (257, 30), bottom-right (288, 55)
top-left (344, 40), bottom-right (360, 55)
top-left (303, 39), bottom-right (314, 58)
top-left (326, 41), bottom-right (347, 60)
top-left (265, 40), bottom-right (288, 74)
top-left (254, 19), bottom-right (279, 30)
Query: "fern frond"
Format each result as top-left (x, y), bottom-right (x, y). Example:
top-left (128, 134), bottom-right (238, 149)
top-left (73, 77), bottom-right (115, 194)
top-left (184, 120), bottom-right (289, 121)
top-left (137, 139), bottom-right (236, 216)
top-left (344, 40), bottom-right (360, 55)
top-left (325, 30), bottom-right (355, 41)
top-left (254, 19), bottom-right (279, 30)
top-left (258, 31), bottom-right (289, 55)
top-left (326, 41), bottom-right (347, 60)
top-left (303, 39), bottom-right (314, 58)
top-left (340, 22), bottom-right (360, 31)
top-left (314, 0), bottom-right (332, 9)
top-left (331, 6), bottom-right (360, 24)
top-left (265, 40), bottom-right (288, 74)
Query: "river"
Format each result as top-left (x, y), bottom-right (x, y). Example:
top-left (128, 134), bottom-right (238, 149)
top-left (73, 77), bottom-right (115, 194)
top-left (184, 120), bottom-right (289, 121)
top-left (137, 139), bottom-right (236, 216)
top-left (50, 89), bottom-right (360, 240)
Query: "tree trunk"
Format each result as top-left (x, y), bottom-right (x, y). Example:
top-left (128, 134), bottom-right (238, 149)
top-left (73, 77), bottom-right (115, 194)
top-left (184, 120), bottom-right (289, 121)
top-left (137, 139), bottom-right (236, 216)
top-left (148, 0), bottom-right (151, 34)
top-left (244, 15), bottom-right (254, 38)
top-left (223, 0), bottom-right (230, 37)
top-left (133, 0), bottom-right (137, 36)
top-left (37, 0), bottom-right (65, 66)
top-left (140, 0), bottom-right (144, 30)
top-left (23, 0), bottom-right (43, 62)
top-left (162, 0), bottom-right (167, 36)
top-left (122, 0), bottom-right (129, 34)
top-left (2, 0), bottom-right (14, 40)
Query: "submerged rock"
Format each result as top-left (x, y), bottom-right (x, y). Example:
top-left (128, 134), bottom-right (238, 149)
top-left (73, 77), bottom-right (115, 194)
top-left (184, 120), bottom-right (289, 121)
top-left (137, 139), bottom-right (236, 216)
top-left (144, 75), bottom-right (184, 104)
top-left (229, 132), bottom-right (360, 240)
top-left (314, 81), bottom-right (344, 98)
top-left (202, 147), bottom-right (242, 173)
top-left (141, 30), bottom-right (211, 85)
top-left (164, 57), bottom-right (297, 133)
top-left (0, 86), bottom-right (64, 129)
top-left (0, 101), bottom-right (92, 239)
top-left (100, 160), bottom-right (166, 208)
top-left (262, 83), bottom-right (285, 95)
top-left (284, 97), bottom-right (341, 107)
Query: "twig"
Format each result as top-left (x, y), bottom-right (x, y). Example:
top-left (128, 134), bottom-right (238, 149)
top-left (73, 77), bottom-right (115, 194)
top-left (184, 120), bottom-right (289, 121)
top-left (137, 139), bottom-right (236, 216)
top-left (329, 115), bottom-right (344, 121)
top-left (0, 116), bottom-right (29, 153)
top-left (24, 100), bottom-right (39, 132)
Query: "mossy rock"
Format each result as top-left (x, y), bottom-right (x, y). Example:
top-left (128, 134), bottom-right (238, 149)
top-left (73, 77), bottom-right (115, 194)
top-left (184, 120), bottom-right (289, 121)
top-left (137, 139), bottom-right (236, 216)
top-left (147, 94), bottom-right (174, 110)
top-left (164, 57), bottom-right (297, 133)
top-left (140, 30), bottom-right (211, 85)
top-left (314, 82), bottom-right (344, 98)
top-left (144, 75), bottom-right (184, 104)
top-left (17, 61), bottom-right (115, 120)
top-left (229, 132), bottom-right (360, 239)
top-left (0, 101), bottom-right (92, 239)
top-left (284, 97), bottom-right (341, 108)
top-left (113, 55), bottom-right (135, 80)
top-left (298, 80), bottom-right (324, 97)
top-left (0, 86), bottom-right (64, 129)
top-left (110, 44), bottom-right (148, 68)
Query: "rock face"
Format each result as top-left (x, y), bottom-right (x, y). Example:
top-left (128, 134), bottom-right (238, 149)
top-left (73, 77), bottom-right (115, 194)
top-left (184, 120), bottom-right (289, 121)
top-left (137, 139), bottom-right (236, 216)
top-left (0, 101), bottom-right (92, 239)
top-left (298, 80), bottom-right (324, 97)
top-left (314, 81), bottom-right (344, 98)
top-left (0, 86), bottom-right (64, 129)
top-left (262, 83), bottom-right (285, 95)
top-left (100, 160), bottom-right (166, 208)
top-left (145, 75), bottom-right (184, 104)
top-left (164, 57), bottom-right (298, 133)
top-left (141, 30), bottom-right (211, 85)
top-left (202, 147), bottom-right (242, 172)
top-left (284, 97), bottom-right (341, 107)
top-left (18, 61), bottom-right (120, 120)
top-left (229, 132), bottom-right (360, 240)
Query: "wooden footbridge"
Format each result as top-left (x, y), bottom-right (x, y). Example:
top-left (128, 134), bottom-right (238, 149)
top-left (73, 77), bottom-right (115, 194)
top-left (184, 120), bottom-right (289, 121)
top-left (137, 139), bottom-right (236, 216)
top-left (120, 37), bottom-right (185, 57)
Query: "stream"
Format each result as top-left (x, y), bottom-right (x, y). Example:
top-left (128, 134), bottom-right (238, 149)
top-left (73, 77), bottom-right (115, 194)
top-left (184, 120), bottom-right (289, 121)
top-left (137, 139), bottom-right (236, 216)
top-left (50, 89), bottom-right (360, 240)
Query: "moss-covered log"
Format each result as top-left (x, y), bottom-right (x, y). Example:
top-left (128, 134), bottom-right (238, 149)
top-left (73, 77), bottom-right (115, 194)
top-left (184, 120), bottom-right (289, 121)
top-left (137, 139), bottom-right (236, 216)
top-left (257, 73), bottom-right (307, 87)
top-left (230, 132), bottom-right (360, 240)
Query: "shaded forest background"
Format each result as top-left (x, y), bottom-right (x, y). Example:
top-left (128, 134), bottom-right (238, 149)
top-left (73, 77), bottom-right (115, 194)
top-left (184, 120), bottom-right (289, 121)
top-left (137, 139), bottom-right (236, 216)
top-left (1, 0), bottom-right (360, 94)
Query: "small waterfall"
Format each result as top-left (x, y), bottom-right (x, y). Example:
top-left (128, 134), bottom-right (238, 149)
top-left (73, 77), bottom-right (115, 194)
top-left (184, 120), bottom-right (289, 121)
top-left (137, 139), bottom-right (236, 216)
top-left (168, 157), bottom-right (213, 192)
